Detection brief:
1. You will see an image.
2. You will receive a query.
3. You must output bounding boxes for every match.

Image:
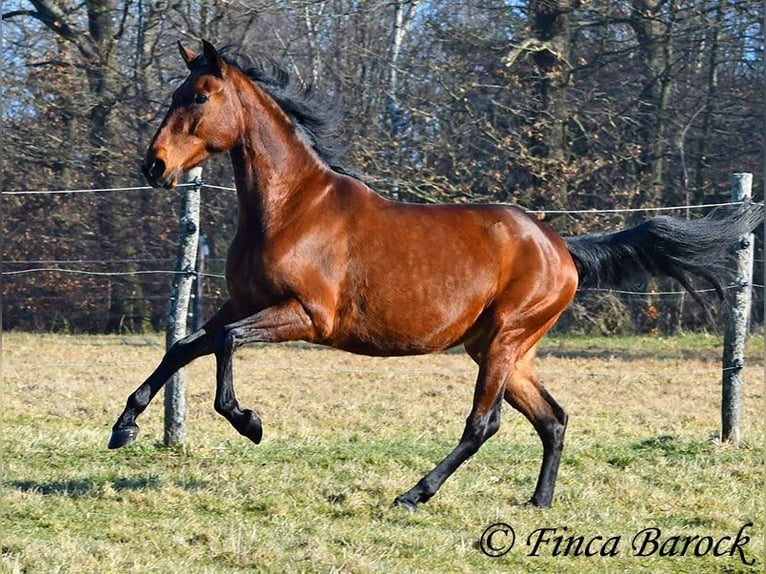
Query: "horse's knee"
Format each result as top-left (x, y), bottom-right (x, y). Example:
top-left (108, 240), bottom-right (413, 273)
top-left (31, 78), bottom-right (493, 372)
top-left (214, 327), bottom-right (235, 355)
top-left (162, 336), bottom-right (188, 365)
top-left (165, 329), bottom-right (214, 366)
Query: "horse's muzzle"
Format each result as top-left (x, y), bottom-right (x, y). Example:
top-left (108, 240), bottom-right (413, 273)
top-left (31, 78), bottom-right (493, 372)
top-left (142, 157), bottom-right (177, 189)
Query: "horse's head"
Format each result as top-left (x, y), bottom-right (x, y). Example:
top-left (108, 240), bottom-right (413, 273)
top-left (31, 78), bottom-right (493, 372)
top-left (143, 40), bottom-right (241, 189)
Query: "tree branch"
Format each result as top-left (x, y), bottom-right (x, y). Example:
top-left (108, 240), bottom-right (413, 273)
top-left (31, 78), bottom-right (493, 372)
top-left (2, 9), bottom-right (38, 20)
top-left (23, 0), bottom-right (97, 60)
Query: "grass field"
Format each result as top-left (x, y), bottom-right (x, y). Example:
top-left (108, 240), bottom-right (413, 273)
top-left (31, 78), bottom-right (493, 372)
top-left (1, 332), bottom-right (763, 573)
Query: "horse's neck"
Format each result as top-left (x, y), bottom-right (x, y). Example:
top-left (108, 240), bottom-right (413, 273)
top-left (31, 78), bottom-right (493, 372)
top-left (229, 81), bottom-right (327, 231)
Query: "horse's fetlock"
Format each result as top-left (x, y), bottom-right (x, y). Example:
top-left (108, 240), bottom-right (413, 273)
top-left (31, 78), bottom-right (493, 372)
top-left (214, 399), bottom-right (233, 417)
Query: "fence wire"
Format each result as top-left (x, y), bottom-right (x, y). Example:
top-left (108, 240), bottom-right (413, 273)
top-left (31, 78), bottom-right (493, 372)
top-left (3, 184), bottom-right (762, 305)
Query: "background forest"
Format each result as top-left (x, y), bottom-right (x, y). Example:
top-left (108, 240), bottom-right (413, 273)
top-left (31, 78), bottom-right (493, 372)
top-left (2, 0), bottom-right (763, 334)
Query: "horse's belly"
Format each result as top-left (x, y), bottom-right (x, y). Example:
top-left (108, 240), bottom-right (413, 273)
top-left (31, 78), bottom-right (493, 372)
top-left (330, 290), bottom-right (487, 356)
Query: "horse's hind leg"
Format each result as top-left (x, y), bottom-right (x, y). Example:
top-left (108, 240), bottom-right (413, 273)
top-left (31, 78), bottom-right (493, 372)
top-left (392, 345), bottom-right (511, 511)
top-left (504, 344), bottom-right (568, 507)
top-left (108, 301), bottom-right (237, 449)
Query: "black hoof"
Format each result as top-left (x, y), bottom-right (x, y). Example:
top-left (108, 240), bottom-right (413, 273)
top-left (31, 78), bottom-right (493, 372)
top-left (392, 495), bottom-right (419, 512)
top-left (108, 426), bottom-right (139, 449)
top-left (239, 409), bottom-right (263, 445)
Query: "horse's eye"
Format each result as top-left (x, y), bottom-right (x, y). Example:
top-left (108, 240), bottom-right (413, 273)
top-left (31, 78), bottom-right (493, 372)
top-left (193, 93), bottom-right (209, 105)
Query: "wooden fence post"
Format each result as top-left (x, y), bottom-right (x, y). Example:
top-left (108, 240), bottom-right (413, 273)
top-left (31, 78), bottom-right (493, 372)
top-left (164, 167), bottom-right (202, 447)
top-left (721, 172), bottom-right (753, 445)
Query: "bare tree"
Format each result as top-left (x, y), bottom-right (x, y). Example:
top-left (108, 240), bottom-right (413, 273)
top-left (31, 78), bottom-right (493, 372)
top-left (2, 0), bottom-right (762, 333)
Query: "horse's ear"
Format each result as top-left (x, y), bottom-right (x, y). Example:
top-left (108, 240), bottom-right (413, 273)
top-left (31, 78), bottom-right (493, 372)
top-left (178, 42), bottom-right (198, 70)
top-left (202, 39), bottom-right (226, 78)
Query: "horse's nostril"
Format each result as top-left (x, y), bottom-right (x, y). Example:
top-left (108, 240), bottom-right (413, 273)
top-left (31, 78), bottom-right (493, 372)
top-left (150, 158), bottom-right (166, 181)
top-left (142, 158), bottom-right (167, 186)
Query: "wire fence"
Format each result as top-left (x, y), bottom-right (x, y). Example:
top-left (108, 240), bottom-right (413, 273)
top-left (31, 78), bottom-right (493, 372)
top-left (5, 184), bottom-right (760, 451)
top-left (3, 190), bottom-right (764, 288)
top-left (0, 182), bottom-right (749, 212)
top-left (3, 183), bottom-right (764, 333)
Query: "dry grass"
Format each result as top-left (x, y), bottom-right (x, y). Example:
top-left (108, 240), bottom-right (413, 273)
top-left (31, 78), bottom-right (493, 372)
top-left (1, 332), bottom-right (763, 573)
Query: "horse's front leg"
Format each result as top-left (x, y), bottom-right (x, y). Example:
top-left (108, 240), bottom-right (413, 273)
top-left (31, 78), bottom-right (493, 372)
top-left (108, 301), bottom-right (237, 449)
top-left (213, 299), bottom-right (316, 443)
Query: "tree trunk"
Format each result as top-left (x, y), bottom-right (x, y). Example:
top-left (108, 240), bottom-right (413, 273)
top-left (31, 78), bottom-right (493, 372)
top-left (694, 0), bottom-right (725, 198)
top-left (629, 0), bottom-right (679, 205)
top-left (529, 0), bottom-right (572, 208)
top-left (385, 0), bottom-right (421, 200)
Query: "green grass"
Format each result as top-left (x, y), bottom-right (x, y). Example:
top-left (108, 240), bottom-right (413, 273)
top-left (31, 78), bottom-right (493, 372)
top-left (2, 332), bottom-right (763, 573)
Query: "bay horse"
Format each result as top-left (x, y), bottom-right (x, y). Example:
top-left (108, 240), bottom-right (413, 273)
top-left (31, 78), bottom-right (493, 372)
top-left (110, 40), bottom-right (763, 510)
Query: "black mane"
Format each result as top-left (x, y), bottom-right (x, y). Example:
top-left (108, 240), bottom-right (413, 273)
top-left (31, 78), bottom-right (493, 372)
top-left (200, 46), bottom-right (354, 176)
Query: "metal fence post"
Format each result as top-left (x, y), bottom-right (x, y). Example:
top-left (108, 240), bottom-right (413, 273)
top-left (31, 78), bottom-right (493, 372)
top-left (721, 172), bottom-right (753, 445)
top-left (164, 167), bottom-right (202, 447)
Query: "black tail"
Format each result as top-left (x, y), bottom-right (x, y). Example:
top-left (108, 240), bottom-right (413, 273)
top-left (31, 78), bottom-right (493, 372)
top-left (565, 202), bottom-right (764, 303)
